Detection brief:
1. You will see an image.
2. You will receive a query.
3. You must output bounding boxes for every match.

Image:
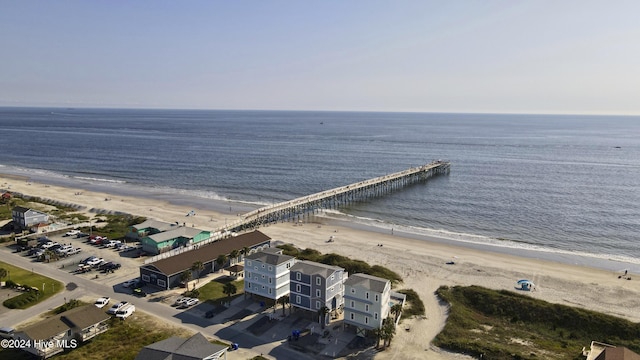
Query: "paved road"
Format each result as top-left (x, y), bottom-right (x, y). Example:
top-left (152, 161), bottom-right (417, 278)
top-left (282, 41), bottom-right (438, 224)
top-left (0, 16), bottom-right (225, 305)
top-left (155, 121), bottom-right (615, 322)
top-left (0, 244), bottom-right (316, 360)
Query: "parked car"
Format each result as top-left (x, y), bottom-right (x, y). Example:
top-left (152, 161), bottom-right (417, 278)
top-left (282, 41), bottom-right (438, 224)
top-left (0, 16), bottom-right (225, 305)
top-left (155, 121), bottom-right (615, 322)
top-left (55, 245), bottom-right (73, 255)
top-left (180, 298), bottom-right (199, 308)
top-left (76, 264), bottom-right (92, 273)
top-left (173, 297), bottom-right (189, 307)
top-left (107, 301), bottom-right (129, 315)
top-left (40, 241), bottom-right (59, 249)
top-left (86, 257), bottom-right (104, 267)
top-left (67, 247), bottom-right (82, 255)
top-left (104, 240), bottom-right (121, 248)
top-left (81, 256), bottom-right (97, 264)
top-left (65, 229), bottom-right (80, 237)
top-left (132, 288), bottom-right (147, 297)
top-left (94, 297), bottom-right (110, 308)
top-left (76, 232), bottom-right (89, 238)
top-left (122, 279), bottom-right (140, 288)
top-left (115, 304), bottom-right (135, 319)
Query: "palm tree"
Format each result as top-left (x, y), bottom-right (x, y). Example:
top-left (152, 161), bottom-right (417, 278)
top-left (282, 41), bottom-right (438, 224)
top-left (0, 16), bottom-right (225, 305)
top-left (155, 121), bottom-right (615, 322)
top-left (0, 268), bottom-right (7, 281)
top-left (229, 249), bottom-right (239, 265)
top-left (191, 261), bottom-right (204, 283)
top-left (317, 306), bottom-right (330, 329)
top-left (180, 270), bottom-right (192, 288)
top-left (372, 327), bottom-right (383, 349)
top-left (215, 254), bottom-right (227, 273)
top-left (278, 295), bottom-right (290, 316)
top-left (222, 282), bottom-right (237, 303)
top-left (390, 303), bottom-right (403, 323)
top-left (241, 246), bottom-right (250, 261)
top-left (381, 317), bottom-right (396, 348)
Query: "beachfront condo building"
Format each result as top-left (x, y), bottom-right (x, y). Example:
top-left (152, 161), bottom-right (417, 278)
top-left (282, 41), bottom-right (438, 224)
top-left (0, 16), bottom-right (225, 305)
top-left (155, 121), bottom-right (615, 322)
top-left (244, 248), bottom-right (297, 301)
top-left (289, 260), bottom-right (346, 325)
top-left (343, 273), bottom-right (392, 335)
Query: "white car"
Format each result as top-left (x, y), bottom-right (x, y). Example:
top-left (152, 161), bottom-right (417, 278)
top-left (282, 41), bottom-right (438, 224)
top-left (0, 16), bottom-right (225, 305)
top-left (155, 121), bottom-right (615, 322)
top-left (122, 279), bottom-right (139, 288)
top-left (86, 257), bottom-right (104, 267)
top-left (107, 301), bottom-right (128, 315)
top-left (94, 297), bottom-right (110, 308)
top-left (40, 241), bottom-right (59, 249)
top-left (55, 245), bottom-right (73, 255)
top-left (104, 240), bottom-right (121, 248)
top-left (180, 298), bottom-right (199, 308)
top-left (67, 247), bottom-right (82, 255)
top-left (65, 230), bottom-right (80, 237)
top-left (115, 304), bottom-right (136, 319)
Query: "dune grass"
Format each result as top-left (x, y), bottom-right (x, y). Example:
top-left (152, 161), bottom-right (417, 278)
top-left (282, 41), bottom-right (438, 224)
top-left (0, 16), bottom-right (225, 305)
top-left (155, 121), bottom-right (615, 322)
top-left (434, 285), bottom-right (640, 360)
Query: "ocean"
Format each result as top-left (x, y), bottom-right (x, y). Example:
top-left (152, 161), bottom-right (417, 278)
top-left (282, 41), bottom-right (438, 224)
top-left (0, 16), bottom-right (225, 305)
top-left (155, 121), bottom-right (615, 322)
top-left (1, 107), bottom-right (639, 271)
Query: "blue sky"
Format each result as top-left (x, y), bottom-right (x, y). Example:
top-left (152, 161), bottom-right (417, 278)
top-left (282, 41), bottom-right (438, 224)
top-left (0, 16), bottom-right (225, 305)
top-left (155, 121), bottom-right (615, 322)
top-left (1, 1), bottom-right (639, 114)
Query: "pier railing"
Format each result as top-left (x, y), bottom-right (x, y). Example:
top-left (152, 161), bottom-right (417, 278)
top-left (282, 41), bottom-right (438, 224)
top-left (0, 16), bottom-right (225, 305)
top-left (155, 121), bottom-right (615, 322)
top-left (226, 160), bottom-right (450, 232)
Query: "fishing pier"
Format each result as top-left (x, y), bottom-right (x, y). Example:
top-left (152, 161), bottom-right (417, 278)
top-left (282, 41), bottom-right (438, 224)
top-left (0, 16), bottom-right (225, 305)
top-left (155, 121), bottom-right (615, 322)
top-left (224, 160), bottom-right (450, 232)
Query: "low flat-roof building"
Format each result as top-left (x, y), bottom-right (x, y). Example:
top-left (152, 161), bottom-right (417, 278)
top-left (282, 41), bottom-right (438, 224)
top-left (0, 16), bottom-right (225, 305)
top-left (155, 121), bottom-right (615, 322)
top-left (140, 230), bottom-right (271, 290)
top-left (128, 219), bottom-right (176, 241)
top-left (140, 226), bottom-right (211, 255)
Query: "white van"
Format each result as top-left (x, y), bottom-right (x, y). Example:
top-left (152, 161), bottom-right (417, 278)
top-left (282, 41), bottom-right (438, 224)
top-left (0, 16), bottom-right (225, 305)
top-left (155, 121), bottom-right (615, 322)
top-left (115, 304), bottom-right (135, 320)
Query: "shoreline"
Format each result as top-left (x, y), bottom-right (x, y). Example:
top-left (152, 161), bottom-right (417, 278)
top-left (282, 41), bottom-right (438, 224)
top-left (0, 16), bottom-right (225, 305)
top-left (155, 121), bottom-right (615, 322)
top-left (3, 165), bottom-right (638, 274)
top-left (2, 172), bottom-right (640, 359)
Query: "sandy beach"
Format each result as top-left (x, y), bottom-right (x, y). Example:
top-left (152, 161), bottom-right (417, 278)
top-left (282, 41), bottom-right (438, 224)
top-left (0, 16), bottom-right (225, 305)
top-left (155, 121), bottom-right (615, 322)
top-left (3, 174), bottom-right (640, 360)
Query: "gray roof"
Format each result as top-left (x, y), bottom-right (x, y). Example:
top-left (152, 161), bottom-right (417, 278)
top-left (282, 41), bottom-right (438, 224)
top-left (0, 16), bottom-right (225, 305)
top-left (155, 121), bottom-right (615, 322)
top-left (148, 227), bottom-right (208, 244)
top-left (19, 305), bottom-right (110, 340)
top-left (61, 304), bottom-right (111, 330)
top-left (344, 273), bottom-right (390, 293)
top-left (290, 260), bottom-right (344, 278)
top-left (246, 250), bottom-right (295, 266)
top-left (134, 219), bottom-right (177, 232)
top-left (135, 332), bottom-right (227, 360)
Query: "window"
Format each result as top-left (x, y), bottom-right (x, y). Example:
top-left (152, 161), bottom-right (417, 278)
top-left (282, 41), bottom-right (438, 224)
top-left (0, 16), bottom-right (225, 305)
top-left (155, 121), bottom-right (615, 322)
top-left (261, 274), bottom-right (265, 279)
top-left (262, 264), bottom-right (265, 268)
top-left (365, 292), bottom-right (369, 300)
top-left (330, 286), bottom-right (334, 292)
top-left (247, 261), bottom-right (252, 266)
top-left (286, 263), bottom-right (291, 268)
top-left (296, 272), bottom-right (301, 281)
top-left (316, 277), bottom-right (321, 285)
top-left (268, 266), bottom-right (273, 271)
top-left (350, 288), bottom-right (355, 294)
top-left (142, 274), bottom-right (150, 282)
top-left (350, 300), bottom-right (355, 308)
top-left (375, 294), bottom-right (379, 302)
top-left (316, 289), bottom-right (321, 297)
top-left (247, 272), bottom-right (251, 278)
top-left (350, 313), bottom-right (354, 320)
top-left (330, 274), bottom-right (334, 280)
top-left (254, 266), bottom-right (258, 270)
top-left (296, 295), bottom-right (301, 304)
top-left (157, 279), bottom-right (166, 287)
top-left (374, 313), bottom-right (378, 320)
top-left (365, 317), bottom-right (369, 324)
top-left (268, 288), bottom-right (272, 294)
top-left (268, 277), bottom-right (272, 284)
top-left (296, 284), bottom-right (301, 292)
top-left (316, 301), bottom-right (321, 309)
top-left (365, 304), bottom-right (369, 312)
top-left (262, 285), bottom-right (265, 289)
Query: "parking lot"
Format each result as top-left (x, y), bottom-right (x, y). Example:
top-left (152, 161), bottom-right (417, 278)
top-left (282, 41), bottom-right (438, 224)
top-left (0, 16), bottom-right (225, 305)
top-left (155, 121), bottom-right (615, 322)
top-left (16, 232), bottom-right (146, 290)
